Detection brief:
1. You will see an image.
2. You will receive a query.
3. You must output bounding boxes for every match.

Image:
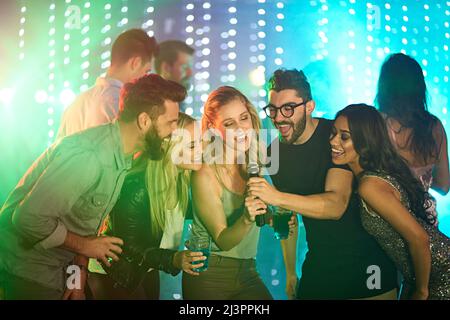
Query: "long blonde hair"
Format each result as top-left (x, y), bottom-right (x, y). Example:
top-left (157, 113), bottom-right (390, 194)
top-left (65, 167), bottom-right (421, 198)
top-left (146, 112), bottom-right (196, 237)
top-left (202, 86), bottom-right (262, 177)
top-left (202, 86), bottom-right (261, 133)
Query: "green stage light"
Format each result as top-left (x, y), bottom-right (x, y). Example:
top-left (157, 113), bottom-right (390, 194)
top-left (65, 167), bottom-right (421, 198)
top-left (0, 88), bottom-right (15, 106)
top-left (35, 90), bottom-right (48, 104)
top-left (59, 88), bottom-right (76, 107)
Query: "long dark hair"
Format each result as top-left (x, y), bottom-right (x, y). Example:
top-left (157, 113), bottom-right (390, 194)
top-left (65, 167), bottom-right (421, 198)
top-left (336, 104), bottom-right (433, 225)
top-left (376, 53), bottom-right (439, 163)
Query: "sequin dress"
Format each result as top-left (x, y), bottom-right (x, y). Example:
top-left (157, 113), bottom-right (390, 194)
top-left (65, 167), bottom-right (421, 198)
top-left (359, 171), bottom-right (450, 300)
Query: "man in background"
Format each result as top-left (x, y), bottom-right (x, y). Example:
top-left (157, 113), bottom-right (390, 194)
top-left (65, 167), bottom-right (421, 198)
top-left (57, 29), bottom-right (158, 138)
top-left (155, 40), bottom-right (194, 112)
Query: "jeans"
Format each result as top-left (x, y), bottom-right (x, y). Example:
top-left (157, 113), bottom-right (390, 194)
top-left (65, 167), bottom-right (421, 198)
top-left (88, 269), bottom-right (160, 300)
top-left (1, 272), bottom-right (63, 300)
top-left (182, 255), bottom-right (272, 300)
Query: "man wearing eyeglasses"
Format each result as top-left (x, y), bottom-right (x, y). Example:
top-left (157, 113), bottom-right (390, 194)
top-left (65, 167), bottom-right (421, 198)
top-left (247, 69), bottom-right (397, 300)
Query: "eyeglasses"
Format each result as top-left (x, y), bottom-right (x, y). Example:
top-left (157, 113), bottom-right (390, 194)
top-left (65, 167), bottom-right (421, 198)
top-left (263, 101), bottom-right (308, 119)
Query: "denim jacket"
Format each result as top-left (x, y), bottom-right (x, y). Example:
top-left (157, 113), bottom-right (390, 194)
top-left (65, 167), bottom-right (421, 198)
top-left (0, 121), bottom-right (132, 292)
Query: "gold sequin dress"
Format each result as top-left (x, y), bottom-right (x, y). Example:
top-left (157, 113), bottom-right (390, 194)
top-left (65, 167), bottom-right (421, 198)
top-left (359, 171), bottom-right (450, 300)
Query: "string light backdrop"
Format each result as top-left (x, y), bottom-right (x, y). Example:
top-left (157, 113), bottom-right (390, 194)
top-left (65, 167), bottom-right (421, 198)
top-left (0, 0), bottom-right (449, 299)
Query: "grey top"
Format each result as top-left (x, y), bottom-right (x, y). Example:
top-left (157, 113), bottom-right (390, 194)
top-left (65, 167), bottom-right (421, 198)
top-left (192, 167), bottom-right (260, 260)
top-left (359, 171), bottom-right (450, 300)
top-left (0, 121), bottom-right (132, 292)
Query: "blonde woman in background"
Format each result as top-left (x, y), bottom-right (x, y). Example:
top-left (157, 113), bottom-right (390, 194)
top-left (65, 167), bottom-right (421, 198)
top-left (148, 113), bottom-right (203, 251)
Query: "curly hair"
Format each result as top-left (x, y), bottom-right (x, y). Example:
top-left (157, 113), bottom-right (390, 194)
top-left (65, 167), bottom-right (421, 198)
top-left (267, 68), bottom-right (313, 101)
top-left (119, 73), bottom-right (187, 122)
top-left (336, 104), bottom-right (434, 225)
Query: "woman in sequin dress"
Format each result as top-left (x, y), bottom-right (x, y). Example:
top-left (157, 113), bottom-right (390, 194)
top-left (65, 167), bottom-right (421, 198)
top-left (330, 104), bottom-right (450, 300)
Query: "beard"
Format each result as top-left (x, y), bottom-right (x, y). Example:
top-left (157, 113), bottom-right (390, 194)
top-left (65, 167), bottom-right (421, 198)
top-left (143, 124), bottom-right (165, 160)
top-left (279, 108), bottom-right (307, 144)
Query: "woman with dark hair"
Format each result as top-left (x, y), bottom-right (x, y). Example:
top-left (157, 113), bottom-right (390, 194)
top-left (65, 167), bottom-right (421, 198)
top-left (376, 53), bottom-right (450, 226)
top-left (330, 104), bottom-right (450, 300)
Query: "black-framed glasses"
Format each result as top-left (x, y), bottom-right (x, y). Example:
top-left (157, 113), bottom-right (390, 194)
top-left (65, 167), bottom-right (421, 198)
top-left (263, 101), bottom-right (308, 119)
